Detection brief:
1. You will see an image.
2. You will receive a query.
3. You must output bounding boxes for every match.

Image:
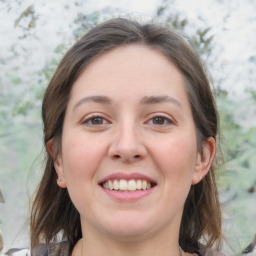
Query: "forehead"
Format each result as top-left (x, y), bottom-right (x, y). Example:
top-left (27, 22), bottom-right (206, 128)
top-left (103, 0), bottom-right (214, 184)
top-left (71, 45), bottom-right (186, 96)
top-left (85, 45), bottom-right (179, 76)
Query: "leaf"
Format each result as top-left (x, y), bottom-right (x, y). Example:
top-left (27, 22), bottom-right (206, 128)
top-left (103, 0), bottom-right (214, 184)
top-left (14, 5), bottom-right (34, 27)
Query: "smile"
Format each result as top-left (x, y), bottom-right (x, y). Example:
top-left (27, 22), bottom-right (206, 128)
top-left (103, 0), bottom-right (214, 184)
top-left (101, 179), bottom-right (156, 192)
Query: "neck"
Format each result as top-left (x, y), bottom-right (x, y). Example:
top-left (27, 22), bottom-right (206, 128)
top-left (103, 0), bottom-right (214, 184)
top-left (75, 211), bottom-right (189, 256)
top-left (73, 228), bottom-right (183, 256)
top-left (77, 239), bottom-right (182, 256)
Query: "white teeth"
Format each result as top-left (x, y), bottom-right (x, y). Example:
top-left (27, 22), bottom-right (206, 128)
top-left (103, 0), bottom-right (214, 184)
top-left (102, 179), bottom-right (153, 191)
top-left (136, 180), bottom-right (142, 190)
top-left (105, 181), bottom-right (109, 189)
top-left (108, 180), bottom-right (113, 190)
top-left (113, 180), bottom-right (119, 190)
top-left (142, 180), bottom-right (147, 190)
top-left (119, 179), bottom-right (128, 190)
top-left (128, 180), bottom-right (137, 191)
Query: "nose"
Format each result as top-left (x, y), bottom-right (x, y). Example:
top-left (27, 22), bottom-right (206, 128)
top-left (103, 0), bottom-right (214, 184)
top-left (108, 123), bottom-right (147, 162)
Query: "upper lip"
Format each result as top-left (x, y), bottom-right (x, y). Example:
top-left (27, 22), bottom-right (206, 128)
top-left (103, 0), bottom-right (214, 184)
top-left (98, 172), bottom-right (157, 185)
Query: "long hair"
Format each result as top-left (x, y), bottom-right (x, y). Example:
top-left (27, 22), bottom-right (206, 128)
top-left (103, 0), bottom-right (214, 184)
top-left (30, 18), bottom-right (222, 253)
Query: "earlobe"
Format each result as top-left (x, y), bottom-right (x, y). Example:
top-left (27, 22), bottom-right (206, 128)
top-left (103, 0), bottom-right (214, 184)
top-left (46, 139), bottom-right (67, 188)
top-left (192, 137), bottom-right (216, 185)
top-left (54, 154), bottom-right (67, 188)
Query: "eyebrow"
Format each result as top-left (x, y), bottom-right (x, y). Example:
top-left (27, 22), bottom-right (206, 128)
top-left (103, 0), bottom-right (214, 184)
top-left (73, 95), bottom-right (112, 112)
top-left (73, 94), bottom-right (182, 112)
top-left (140, 96), bottom-right (182, 108)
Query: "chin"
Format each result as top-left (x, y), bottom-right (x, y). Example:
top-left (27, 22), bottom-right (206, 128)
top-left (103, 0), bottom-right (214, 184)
top-left (97, 211), bottom-right (159, 241)
top-left (103, 226), bottom-right (153, 242)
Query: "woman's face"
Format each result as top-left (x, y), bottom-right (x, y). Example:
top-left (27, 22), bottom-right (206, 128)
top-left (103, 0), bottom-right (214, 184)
top-left (53, 45), bottom-right (214, 242)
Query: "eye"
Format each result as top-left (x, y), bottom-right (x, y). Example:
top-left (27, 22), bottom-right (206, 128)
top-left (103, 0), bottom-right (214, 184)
top-left (146, 115), bottom-right (174, 126)
top-left (90, 117), bottom-right (105, 125)
top-left (82, 115), bottom-right (109, 126)
top-left (152, 116), bottom-right (167, 125)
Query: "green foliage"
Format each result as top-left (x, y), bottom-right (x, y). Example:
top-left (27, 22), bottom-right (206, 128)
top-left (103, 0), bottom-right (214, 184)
top-left (0, 189), bottom-right (4, 203)
top-left (217, 91), bottom-right (256, 254)
top-left (73, 11), bottom-right (101, 40)
top-left (156, 0), bottom-right (214, 57)
top-left (0, 187), bottom-right (5, 251)
top-left (218, 92), bottom-right (256, 190)
top-left (191, 28), bottom-right (214, 56)
top-left (247, 89), bottom-right (256, 102)
top-left (165, 14), bottom-right (188, 31)
top-left (0, 228), bottom-right (3, 252)
top-left (15, 5), bottom-right (37, 29)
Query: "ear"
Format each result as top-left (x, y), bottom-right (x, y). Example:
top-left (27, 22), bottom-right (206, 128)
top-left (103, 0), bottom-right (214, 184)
top-left (46, 139), bottom-right (67, 188)
top-left (192, 137), bottom-right (216, 185)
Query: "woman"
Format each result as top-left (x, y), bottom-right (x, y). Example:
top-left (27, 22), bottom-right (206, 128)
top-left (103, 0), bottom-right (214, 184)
top-left (30, 18), bottom-right (224, 256)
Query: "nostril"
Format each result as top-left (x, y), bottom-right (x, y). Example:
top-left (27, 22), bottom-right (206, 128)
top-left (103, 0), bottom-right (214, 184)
top-left (134, 155), bottom-right (140, 158)
top-left (113, 155), bottom-right (121, 159)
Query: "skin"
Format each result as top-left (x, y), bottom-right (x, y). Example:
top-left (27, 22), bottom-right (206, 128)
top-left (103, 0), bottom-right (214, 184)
top-left (48, 45), bottom-right (215, 256)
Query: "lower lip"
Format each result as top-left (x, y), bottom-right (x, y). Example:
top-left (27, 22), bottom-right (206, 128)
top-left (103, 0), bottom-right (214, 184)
top-left (101, 186), bottom-right (156, 201)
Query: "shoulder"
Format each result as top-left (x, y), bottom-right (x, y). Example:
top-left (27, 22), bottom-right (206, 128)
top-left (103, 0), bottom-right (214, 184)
top-left (4, 241), bottom-right (71, 256)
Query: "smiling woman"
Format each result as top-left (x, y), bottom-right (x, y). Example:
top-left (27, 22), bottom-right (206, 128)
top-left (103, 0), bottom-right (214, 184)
top-left (14, 18), bottom-right (224, 256)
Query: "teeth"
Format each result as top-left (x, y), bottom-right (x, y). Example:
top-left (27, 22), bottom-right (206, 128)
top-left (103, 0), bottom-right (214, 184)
top-left (142, 180), bottom-right (147, 190)
top-left (102, 179), bottom-right (152, 191)
top-left (113, 180), bottom-right (119, 190)
top-left (128, 180), bottom-right (137, 191)
top-left (119, 179), bottom-right (127, 190)
top-left (108, 180), bottom-right (113, 190)
top-left (136, 180), bottom-right (142, 190)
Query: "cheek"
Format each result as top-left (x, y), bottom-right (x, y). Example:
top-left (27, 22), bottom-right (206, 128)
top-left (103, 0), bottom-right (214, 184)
top-left (152, 133), bottom-right (197, 181)
top-left (60, 133), bottom-right (108, 211)
top-left (61, 132), bottom-right (107, 182)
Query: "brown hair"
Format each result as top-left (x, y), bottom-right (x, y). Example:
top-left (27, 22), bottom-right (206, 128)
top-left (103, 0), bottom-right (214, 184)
top-left (30, 18), bottom-right (222, 253)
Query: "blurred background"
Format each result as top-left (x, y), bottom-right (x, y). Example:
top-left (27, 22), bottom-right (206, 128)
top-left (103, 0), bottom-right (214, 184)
top-left (0, 0), bottom-right (255, 255)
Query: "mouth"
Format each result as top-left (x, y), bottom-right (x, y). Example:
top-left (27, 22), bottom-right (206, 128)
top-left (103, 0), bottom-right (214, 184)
top-left (100, 179), bottom-right (157, 192)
